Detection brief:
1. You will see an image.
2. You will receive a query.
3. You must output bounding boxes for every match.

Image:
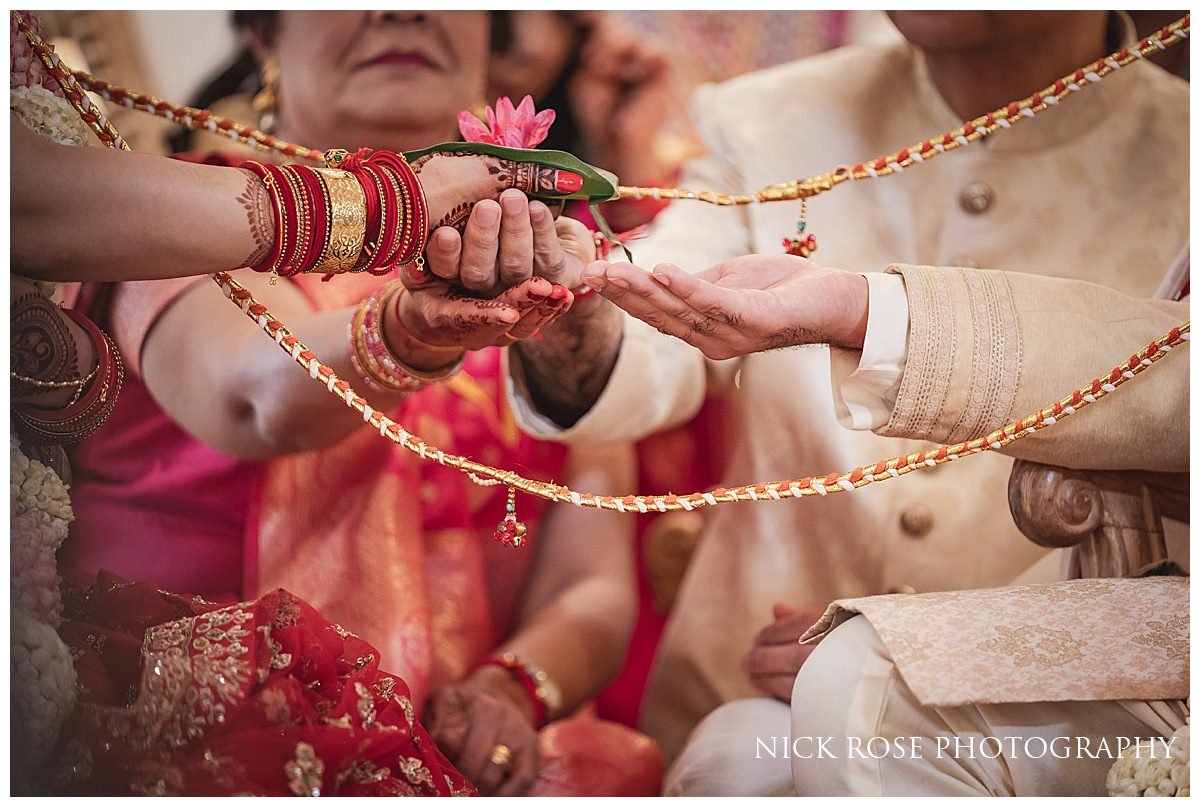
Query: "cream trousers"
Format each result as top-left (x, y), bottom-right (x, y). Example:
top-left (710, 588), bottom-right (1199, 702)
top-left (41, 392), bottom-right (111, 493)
top-left (665, 616), bottom-right (1186, 796)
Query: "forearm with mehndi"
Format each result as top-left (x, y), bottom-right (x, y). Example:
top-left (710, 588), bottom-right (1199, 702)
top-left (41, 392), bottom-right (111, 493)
top-left (235, 168), bottom-right (275, 269)
top-left (512, 300), bottom-right (623, 427)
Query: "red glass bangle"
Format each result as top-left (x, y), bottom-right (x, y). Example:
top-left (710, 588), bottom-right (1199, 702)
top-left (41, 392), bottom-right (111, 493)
top-left (367, 150), bottom-right (428, 267)
top-left (352, 162), bottom-right (383, 271)
top-left (474, 654), bottom-right (557, 728)
top-left (364, 162), bottom-right (405, 272)
top-left (276, 165), bottom-right (311, 276)
top-left (240, 161), bottom-right (285, 274)
top-left (286, 165), bottom-right (330, 275)
top-left (13, 307), bottom-right (124, 445)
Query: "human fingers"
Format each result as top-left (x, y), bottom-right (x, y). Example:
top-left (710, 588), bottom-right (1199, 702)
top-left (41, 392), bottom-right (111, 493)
top-left (497, 189), bottom-right (535, 289)
top-left (743, 641), bottom-right (814, 678)
top-left (423, 688), bottom-right (470, 761)
top-left (493, 278), bottom-right (557, 344)
top-left (649, 263), bottom-right (748, 328)
top-left (602, 262), bottom-right (732, 342)
top-left (506, 285), bottom-right (573, 342)
top-left (456, 713), bottom-right (506, 795)
top-left (755, 610), bottom-right (823, 646)
top-left (424, 226), bottom-right (464, 284)
top-left (528, 202), bottom-right (572, 286)
top-left (403, 285), bottom-right (519, 351)
top-left (497, 159), bottom-right (585, 196)
top-left (459, 199), bottom-right (502, 292)
top-left (748, 672), bottom-right (801, 703)
top-left (495, 732), bottom-right (540, 796)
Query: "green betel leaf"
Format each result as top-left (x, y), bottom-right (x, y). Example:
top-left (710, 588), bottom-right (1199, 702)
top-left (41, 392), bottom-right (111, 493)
top-left (404, 142), bottom-right (620, 204)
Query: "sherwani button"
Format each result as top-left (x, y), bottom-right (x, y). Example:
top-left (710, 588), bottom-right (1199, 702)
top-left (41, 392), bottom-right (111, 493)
top-left (899, 505), bottom-right (934, 537)
top-left (959, 181), bottom-right (995, 215)
top-left (886, 585), bottom-right (917, 595)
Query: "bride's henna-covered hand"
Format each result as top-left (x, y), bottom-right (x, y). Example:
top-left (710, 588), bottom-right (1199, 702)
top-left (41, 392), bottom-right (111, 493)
top-left (581, 253), bottom-right (869, 360)
top-left (390, 269), bottom-right (573, 359)
top-left (410, 150), bottom-right (584, 234)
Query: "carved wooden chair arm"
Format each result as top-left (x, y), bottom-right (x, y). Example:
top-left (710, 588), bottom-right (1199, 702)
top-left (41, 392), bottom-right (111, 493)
top-left (1007, 460), bottom-right (1187, 579)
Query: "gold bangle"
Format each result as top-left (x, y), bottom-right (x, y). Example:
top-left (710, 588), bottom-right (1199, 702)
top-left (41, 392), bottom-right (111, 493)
top-left (313, 167), bottom-right (366, 274)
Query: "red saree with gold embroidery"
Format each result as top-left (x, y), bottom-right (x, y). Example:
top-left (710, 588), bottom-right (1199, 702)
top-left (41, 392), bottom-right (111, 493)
top-left (51, 572), bottom-right (474, 796)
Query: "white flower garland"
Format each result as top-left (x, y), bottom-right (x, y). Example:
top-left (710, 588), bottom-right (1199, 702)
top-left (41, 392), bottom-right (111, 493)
top-left (7, 79), bottom-right (92, 786)
top-left (1108, 724), bottom-right (1190, 797)
top-left (11, 433), bottom-right (72, 625)
top-left (11, 84), bottom-right (93, 147)
top-left (11, 605), bottom-right (77, 773)
top-left (10, 432), bottom-right (77, 778)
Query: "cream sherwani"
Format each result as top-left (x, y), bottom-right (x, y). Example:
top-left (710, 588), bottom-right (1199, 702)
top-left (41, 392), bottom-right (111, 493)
top-left (509, 38), bottom-right (1189, 758)
top-left (664, 275), bottom-right (1188, 797)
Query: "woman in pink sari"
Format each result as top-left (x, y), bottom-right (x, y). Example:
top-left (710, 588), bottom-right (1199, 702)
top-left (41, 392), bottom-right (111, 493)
top-left (59, 11), bottom-right (657, 796)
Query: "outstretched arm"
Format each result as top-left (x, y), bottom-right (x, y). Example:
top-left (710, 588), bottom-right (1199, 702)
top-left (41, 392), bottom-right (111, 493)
top-left (579, 251), bottom-right (1189, 470)
top-left (12, 115), bottom-right (266, 282)
top-left (11, 113), bottom-right (587, 284)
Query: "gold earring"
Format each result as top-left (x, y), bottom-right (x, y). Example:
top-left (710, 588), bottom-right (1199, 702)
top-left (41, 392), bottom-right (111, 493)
top-left (253, 56), bottom-right (280, 133)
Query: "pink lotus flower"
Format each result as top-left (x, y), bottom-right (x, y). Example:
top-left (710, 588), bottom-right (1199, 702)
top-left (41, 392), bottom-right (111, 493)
top-left (458, 95), bottom-right (556, 149)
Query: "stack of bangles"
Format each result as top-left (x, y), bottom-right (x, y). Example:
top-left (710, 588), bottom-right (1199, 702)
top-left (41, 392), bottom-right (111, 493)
top-left (239, 147), bottom-right (428, 278)
top-left (476, 652), bottom-right (563, 729)
top-left (12, 308), bottom-right (125, 444)
top-left (349, 281), bottom-right (464, 395)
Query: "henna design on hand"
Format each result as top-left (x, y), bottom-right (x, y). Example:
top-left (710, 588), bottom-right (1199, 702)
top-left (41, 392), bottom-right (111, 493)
top-left (236, 168), bottom-right (274, 268)
top-left (10, 286), bottom-right (81, 399)
top-left (408, 152), bottom-right (436, 173)
top-left (440, 201), bottom-right (474, 234)
top-left (492, 162), bottom-right (573, 196)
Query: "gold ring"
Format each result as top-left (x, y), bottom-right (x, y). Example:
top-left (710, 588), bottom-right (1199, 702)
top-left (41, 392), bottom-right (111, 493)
top-left (488, 743), bottom-right (513, 770)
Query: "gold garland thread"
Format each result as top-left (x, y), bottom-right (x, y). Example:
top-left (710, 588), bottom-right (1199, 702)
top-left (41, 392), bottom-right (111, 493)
top-left (215, 271), bottom-right (1189, 514)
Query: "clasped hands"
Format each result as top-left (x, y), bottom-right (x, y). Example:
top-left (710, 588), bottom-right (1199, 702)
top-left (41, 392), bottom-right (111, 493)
top-left (405, 148), bottom-right (871, 364)
top-left (387, 189), bottom-right (594, 363)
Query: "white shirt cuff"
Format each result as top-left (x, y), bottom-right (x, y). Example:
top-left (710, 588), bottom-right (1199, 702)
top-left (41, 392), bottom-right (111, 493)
top-left (831, 272), bottom-right (910, 430)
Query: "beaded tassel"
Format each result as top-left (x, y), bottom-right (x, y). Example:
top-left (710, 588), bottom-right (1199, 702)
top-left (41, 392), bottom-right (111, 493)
top-left (782, 198), bottom-right (818, 258)
top-left (494, 487), bottom-right (528, 548)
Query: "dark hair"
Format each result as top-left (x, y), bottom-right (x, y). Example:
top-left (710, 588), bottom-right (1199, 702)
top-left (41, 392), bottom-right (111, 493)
top-left (168, 11), bottom-right (513, 153)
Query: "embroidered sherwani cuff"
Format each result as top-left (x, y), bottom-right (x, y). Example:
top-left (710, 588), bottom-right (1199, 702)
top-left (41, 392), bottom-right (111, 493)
top-left (877, 263), bottom-right (1021, 445)
top-left (831, 272), bottom-right (910, 431)
top-left (877, 264), bottom-right (1188, 470)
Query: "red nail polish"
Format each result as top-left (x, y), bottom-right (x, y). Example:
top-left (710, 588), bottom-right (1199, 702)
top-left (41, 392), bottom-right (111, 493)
top-left (549, 285), bottom-right (568, 300)
top-left (555, 171), bottom-right (584, 194)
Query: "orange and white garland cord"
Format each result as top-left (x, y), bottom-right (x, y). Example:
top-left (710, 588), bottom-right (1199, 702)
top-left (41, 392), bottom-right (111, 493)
top-left (30, 13), bottom-right (1189, 206)
top-left (15, 11), bottom-right (1191, 517)
top-left (616, 14), bottom-right (1190, 205)
top-left (216, 270), bottom-right (1189, 513)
